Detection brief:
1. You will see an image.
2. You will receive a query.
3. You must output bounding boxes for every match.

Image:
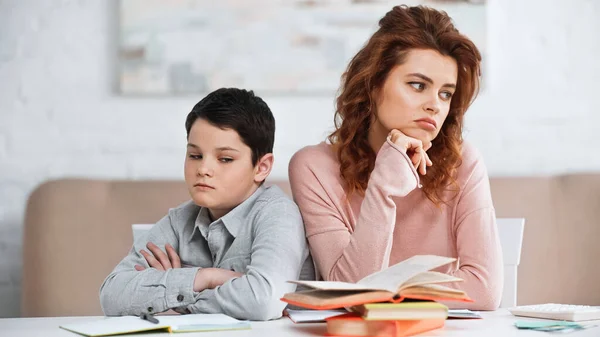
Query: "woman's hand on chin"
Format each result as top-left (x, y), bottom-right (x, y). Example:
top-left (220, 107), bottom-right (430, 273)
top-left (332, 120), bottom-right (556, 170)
top-left (388, 129), bottom-right (433, 175)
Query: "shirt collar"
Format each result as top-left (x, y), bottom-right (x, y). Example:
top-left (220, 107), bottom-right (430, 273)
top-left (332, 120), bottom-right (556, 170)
top-left (192, 207), bottom-right (213, 242)
top-left (191, 185), bottom-right (267, 241)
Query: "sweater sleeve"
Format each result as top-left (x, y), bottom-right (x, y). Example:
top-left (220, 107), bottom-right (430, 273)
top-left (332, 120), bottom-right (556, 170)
top-left (443, 151), bottom-right (504, 310)
top-left (289, 140), bottom-right (420, 283)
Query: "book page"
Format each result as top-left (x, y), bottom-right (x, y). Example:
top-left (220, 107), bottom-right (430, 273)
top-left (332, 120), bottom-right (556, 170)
top-left (159, 314), bottom-right (250, 332)
top-left (399, 283), bottom-right (468, 300)
top-left (398, 271), bottom-right (463, 291)
top-left (59, 314), bottom-right (250, 336)
top-left (285, 309), bottom-right (347, 323)
top-left (413, 283), bottom-right (464, 293)
top-left (158, 313), bottom-right (244, 326)
top-left (283, 289), bottom-right (395, 310)
top-left (356, 255), bottom-right (456, 292)
top-left (448, 309), bottom-right (482, 319)
top-left (288, 280), bottom-right (381, 291)
top-left (60, 316), bottom-right (170, 336)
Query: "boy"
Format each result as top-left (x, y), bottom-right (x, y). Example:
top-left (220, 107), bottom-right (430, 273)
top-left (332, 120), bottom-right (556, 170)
top-left (100, 88), bottom-right (312, 320)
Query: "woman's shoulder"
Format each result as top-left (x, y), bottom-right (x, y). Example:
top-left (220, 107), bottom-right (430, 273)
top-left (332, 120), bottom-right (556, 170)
top-left (455, 139), bottom-right (488, 184)
top-left (289, 141), bottom-right (339, 174)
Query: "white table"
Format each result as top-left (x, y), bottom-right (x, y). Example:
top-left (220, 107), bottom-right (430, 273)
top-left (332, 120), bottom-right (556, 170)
top-left (1, 310), bottom-right (599, 337)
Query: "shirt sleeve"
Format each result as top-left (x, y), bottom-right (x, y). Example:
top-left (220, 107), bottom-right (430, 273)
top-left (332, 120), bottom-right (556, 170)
top-left (289, 140), bottom-right (420, 283)
top-left (443, 157), bottom-right (504, 310)
top-left (184, 200), bottom-right (308, 321)
top-left (99, 210), bottom-right (200, 316)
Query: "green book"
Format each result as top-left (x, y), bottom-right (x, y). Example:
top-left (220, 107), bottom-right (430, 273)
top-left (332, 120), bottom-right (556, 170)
top-left (353, 302), bottom-right (449, 320)
top-left (59, 314), bottom-right (251, 336)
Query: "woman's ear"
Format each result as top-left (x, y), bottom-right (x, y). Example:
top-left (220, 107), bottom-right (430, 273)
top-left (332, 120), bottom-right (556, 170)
top-left (254, 153), bottom-right (274, 183)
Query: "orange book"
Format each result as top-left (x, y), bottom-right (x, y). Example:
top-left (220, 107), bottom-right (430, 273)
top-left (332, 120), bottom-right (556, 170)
top-left (326, 313), bottom-right (445, 337)
top-left (282, 255), bottom-right (473, 310)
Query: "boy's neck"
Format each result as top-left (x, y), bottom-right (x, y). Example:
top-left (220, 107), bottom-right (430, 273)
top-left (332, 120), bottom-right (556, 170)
top-left (207, 183), bottom-right (263, 221)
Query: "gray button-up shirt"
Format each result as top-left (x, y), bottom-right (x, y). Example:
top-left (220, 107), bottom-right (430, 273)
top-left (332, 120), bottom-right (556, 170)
top-left (99, 185), bottom-right (313, 320)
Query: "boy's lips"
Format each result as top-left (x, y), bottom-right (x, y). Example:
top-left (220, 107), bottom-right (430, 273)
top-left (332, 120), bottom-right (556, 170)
top-left (194, 183), bottom-right (215, 189)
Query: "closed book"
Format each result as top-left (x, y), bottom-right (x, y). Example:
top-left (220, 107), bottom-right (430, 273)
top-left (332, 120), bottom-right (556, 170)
top-left (326, 313), bottom-right (445, 337)
top-left (353, 302), bottom-right (448, 320)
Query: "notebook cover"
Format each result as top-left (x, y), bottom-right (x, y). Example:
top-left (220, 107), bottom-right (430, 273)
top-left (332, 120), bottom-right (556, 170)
top-left (281, 292), bottom-right (473, 310)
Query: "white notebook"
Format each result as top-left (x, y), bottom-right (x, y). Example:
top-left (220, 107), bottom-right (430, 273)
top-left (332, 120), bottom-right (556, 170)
top-left (59, 314), bottom-right (251, 336)
top-left (285, 309), bottom-right (347, 323)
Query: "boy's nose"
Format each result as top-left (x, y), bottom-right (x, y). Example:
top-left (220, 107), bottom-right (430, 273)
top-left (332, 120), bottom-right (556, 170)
top-left (197, 165), bottom-right (213, 177)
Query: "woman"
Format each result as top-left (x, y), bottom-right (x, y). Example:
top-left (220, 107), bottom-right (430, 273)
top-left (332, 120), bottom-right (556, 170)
top-left (289, 5), bottom-right (502, 310)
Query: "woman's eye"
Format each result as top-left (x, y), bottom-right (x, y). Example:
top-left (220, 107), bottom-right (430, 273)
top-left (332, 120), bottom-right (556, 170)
top-left (409, 82), bottom-right (425, 91)
top-left (189, 154), bottom-right (202, 160)
top-left (440, 91), bottom-right (453, 100)
top-left (219, 158), bottom-right (233, 163)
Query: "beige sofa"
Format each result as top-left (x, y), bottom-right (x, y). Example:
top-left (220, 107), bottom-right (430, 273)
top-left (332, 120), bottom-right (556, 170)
top-left (21, 176), bottom-right (600, 317)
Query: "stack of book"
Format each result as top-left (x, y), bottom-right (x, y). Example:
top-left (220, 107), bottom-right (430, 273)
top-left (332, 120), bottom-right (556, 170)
top-left (328, 302), bottom-right (448, 337)
top-left (281, 255), bottom-right (473, 337)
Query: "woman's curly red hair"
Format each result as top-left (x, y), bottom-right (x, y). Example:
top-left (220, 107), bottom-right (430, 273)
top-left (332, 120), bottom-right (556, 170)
top-left (328, 5), bottom-right (482, 205)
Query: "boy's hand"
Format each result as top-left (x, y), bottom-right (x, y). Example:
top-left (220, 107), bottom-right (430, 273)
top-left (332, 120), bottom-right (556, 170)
top-left (193, 268), bottom-right (243, 292)
top-left (388, 129), bottom-right (433, 175)
top-left (135, 242), bottom-right (181, 271)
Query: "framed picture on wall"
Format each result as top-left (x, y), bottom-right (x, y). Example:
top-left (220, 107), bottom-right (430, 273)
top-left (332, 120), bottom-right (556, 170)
top-left (118, 0), bottom-right (486, 95)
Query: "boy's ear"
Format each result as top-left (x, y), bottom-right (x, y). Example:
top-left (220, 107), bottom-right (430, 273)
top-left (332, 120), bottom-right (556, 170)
top-left (254, 153), bottom-right (274, 184)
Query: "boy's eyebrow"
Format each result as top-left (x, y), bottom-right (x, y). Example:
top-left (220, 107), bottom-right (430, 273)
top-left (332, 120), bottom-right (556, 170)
top-left (407, 72), bottom-right (456, 89)
top-left (186, 144), bottom-right (239, 152)
top-left (216, 147), bottom-right (239, 152)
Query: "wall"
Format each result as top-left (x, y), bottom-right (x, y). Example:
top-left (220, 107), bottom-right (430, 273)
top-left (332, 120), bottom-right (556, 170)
top-left (0, 0), bottom-right (599, 317)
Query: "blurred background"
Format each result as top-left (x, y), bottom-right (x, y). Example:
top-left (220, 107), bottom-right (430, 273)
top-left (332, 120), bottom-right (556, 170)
top-left (1, 0), bottom-right (599, 318)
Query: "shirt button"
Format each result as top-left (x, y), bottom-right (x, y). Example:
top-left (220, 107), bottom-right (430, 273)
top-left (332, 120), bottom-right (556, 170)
top-left (177, 294), bottom-right (184, 302)
top-left (147, 307), bottom-right (154, 313)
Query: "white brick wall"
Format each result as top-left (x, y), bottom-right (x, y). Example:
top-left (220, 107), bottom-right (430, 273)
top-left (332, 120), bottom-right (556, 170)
top-left (0, 0), bottom-right (599, 317)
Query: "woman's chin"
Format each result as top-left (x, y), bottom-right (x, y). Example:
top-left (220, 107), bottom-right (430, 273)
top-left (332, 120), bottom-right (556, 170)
top-left (403, 129), bottom-right (434, 144)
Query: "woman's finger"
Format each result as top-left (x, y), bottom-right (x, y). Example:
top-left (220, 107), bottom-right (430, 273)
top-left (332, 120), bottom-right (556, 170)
top-left (410, 148), bottom-right (421, 166)
top-left (425, 152), bottom-right (433, 166)
top-left (134, 265), bottom-right (146, 271)
top-left (406, 138), bottom-right (423, 152)
top-left (146, 242), bottom-right (172, 269)
top-left (388, 129), bottom-right (402, 144)
top-left (419, 150), bottom-right (427, 175)
top-left (140, 249), bottom-right (164, 271)
top-left (166, 244), bottom-right (181, 268)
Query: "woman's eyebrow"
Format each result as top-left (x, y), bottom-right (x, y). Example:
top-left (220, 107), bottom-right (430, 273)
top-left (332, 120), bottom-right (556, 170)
top-left (407, 72), bottom-right (456, 89)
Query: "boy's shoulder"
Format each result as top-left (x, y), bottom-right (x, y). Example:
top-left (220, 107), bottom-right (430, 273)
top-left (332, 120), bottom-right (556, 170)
top-left (246, 185), bottom-right (302, 231)
top-left (255, 184), bottom-right (296, 207)
top-left (166, 199), bottom-right (201, 225)
top-left (249, 184), bottom-right (301, 219)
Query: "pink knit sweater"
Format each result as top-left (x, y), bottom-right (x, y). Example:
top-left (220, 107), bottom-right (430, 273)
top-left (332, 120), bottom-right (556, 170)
top-left (288, 139), bottom-right (503, 310)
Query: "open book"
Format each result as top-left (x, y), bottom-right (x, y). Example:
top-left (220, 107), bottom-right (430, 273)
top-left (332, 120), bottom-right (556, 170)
top-left (281, 255), bottom-right (473, 310)
top-left (59, 314), bottom-right (251, 336)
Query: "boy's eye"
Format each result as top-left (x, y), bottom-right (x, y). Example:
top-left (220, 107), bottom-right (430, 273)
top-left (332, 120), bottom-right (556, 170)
top-left (189, 154), bottom-right (202, 160)
top-left (408, 82), bottom-right (425, 91)
top-left (219, 158), bottom-right (233, 163)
